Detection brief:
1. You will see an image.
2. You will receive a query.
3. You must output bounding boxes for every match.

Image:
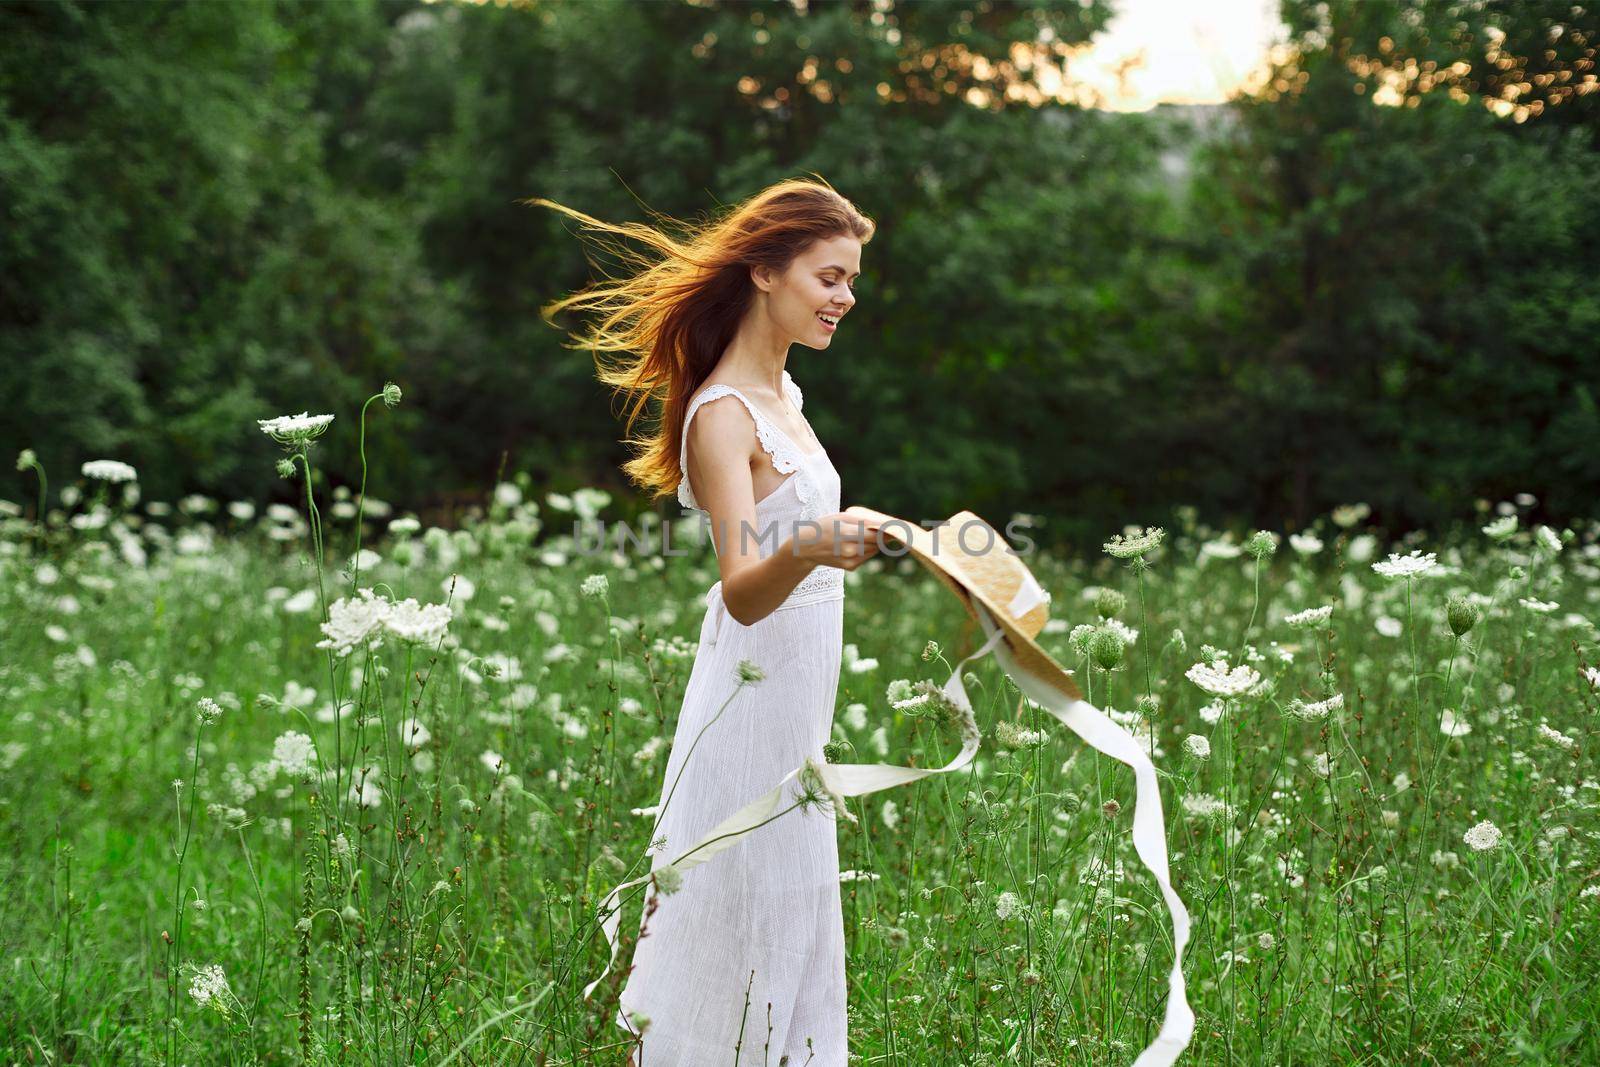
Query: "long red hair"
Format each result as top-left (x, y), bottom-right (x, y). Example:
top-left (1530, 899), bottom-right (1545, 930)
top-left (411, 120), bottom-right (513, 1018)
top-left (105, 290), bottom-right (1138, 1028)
top-left (526, 177), bottom-right (875, 502)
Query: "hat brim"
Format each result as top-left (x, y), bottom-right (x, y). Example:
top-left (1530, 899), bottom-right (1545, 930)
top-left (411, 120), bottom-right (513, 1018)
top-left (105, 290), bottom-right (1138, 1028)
top-left (844, 506), bottom-right (1083, 702)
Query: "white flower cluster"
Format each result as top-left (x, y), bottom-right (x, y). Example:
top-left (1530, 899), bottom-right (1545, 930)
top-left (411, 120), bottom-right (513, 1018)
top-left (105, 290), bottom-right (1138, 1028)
top-left (270, 730), bottom-right (318, 780)
top-left (1288, 532), bottom-right (1323, 555)
top-left (1102, 525), bottom-right (1165, 560)
top-left (188, 963), bottom-right (234, 1014)
top-left (1182, 734), bottom-right (1211, 760)
top-left (1371, 550), bottom-right (1439, 579)
top-left (316, 587), bottom-right (453, 657)
top-left (1481, 514), bottom-right (1517, 540)
top-left (1185, 658), bottom-right (1263, 698)
top-left (994, 719), bottom-right (1047, 750)
top-left (1284, 605), bottom-right (1333, 629)
top-left (81, 459), bottom-right (138, 483)
top-left (1181, 793), bottom-right (1233, 821)
top-left (1536, 722), bottom-right (1577, 753)
top-left (257, 411), bottom-right (335, 445)
top-left (1286, 693), bottom-right (1343, 721)
top-left (1462, 819), bottom-right (1502, 852)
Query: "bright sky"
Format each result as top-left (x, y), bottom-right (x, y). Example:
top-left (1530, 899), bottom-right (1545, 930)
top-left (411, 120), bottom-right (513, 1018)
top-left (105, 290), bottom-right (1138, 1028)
top-left (1065, 0), bottom-right (1290, 111)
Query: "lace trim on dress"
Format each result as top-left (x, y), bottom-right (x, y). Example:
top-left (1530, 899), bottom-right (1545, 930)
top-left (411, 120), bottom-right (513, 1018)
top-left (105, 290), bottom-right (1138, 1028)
top-left (676, 382), bottom-right (820, 520)
top-left (781, 368), bottom-right (804, 413)
top-left (782, 564), bottom-right (844, 608)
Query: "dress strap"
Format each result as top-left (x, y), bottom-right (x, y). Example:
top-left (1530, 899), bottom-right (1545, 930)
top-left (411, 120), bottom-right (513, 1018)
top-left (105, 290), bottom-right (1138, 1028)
top-left (676, 384), bottom-right (813, 513)
top-left (781, 368), bottom-right (804, 412)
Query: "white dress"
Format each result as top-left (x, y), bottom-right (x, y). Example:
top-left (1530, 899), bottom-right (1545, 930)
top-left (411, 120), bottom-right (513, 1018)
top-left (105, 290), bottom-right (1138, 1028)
top-left (616, 369), bottom-right (850, 1066)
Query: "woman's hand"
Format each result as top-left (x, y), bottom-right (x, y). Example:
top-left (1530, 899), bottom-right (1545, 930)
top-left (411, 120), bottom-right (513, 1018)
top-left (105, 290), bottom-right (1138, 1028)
top-left (790, 511), bottom-right (884, 571)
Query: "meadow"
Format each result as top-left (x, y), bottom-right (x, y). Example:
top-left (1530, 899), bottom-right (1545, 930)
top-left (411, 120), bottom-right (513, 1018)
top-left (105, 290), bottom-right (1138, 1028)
top-left (2, 390), bottom-right (1597, 1066)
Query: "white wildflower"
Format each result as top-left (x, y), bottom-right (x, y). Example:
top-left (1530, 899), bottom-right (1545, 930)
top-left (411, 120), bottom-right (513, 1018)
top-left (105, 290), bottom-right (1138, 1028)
top-left (1536, 722), bottom-right (1577, 752)
top-left (1102, 526), bottom-right (1166, 559)
top-left (1286, 693), bottom-right (1343, 721)
top-left (1372, 550), bottom-right (1439, 579)
top-left (1481, 514), bottom-right (1517, 541)
top-left (81, 459), bottom-right (137, 483)
top-left (1284, 605), bottom-right (1333, 629)
top-left (797, 756), bottom-right (858, 825)
top-left (188, 963), bottom-right (233, 1014)
top-left (271, 731), bottom-right (318, 780)
top-left (257, 411), bottom-right (335, 445)
top-left (842, 702), bottom-right (868, 731)
top-left (1439, 708), bottom-right (1472, 737)
top-left (1182, 793), bottom-right (1233, 821)
top-left (1186, 658), bottom-right (1263, 698)
top-left (383, 597), bottom-right (452, 646)
top-left (1288, 533), bottom-right (1323, 555)
top-left (1183, 734), bottom-right (1211, 760)
top-left (282, 588), bottom-right (318, 614)
top-left (1463, 820), bottom-right (1502, 852)
top-left (994, 719), bottom-right (1046, 750)
top-left (317, 589), bottom-right (391, 657)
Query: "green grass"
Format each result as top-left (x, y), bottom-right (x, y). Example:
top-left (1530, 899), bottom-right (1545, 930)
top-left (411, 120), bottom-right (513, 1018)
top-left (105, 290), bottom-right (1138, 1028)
top-left (2, 433), bottom-right (1598, 1065)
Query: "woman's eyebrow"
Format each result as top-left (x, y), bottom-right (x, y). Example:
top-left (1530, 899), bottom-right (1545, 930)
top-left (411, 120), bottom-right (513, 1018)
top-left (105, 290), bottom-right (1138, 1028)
top-left (820, 264), bottom-right (861, 279)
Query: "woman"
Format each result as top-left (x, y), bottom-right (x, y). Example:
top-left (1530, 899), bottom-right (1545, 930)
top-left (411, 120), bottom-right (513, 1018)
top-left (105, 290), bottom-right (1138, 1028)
top-left (533, 178), bottom-right (883, 1065)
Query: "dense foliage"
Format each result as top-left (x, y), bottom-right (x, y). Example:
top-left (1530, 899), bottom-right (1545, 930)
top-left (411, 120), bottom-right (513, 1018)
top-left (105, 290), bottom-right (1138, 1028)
top-left (3, 0), bottom-right (1597, 549)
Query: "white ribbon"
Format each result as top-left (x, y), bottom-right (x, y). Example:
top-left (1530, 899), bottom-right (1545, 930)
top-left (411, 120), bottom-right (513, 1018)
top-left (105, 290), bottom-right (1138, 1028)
top-left (585, 586), bottom-right (1194, 1067)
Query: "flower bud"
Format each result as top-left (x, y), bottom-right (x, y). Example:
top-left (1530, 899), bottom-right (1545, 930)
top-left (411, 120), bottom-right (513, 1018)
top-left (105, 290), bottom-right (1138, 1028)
top-left (1446, 593), bottom-right (1480, 636)
top-left (1089, 628), bottom-right (1125, 671)
top-left (1094, 588), bottom-right (1127, 619)
top-left (1245, 530), bottom-right (1280, 560)
top-left (381, 381), bottom-right (403, 408)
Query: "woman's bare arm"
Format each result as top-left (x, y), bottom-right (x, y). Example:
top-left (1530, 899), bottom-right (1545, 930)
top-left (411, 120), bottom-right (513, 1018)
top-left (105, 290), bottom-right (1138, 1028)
top-left (685, 396), bottom-right (821, 625)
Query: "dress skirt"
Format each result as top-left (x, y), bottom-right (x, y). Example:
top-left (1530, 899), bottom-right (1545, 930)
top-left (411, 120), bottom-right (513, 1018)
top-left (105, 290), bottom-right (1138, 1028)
top-left (616, 579), bottom-right (850, 1066)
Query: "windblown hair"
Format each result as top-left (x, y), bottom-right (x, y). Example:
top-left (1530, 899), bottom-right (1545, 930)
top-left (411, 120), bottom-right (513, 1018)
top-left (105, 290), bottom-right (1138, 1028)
top-left (526, 176), bottom-right (874, 502)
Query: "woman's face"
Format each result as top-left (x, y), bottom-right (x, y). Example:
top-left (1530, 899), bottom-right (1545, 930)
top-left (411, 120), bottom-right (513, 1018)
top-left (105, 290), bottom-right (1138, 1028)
top-left (759, 234), bottom-right (861, 349)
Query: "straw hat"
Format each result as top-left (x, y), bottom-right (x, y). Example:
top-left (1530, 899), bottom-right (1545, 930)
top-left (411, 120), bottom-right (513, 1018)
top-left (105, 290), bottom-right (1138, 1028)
top-left (843, 507), bottom-right (1083, 702)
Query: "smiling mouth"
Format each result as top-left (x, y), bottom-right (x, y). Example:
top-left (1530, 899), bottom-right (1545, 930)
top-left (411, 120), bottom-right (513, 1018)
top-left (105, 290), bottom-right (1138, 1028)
top-left (817, 312), bottom-right (841, 329)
